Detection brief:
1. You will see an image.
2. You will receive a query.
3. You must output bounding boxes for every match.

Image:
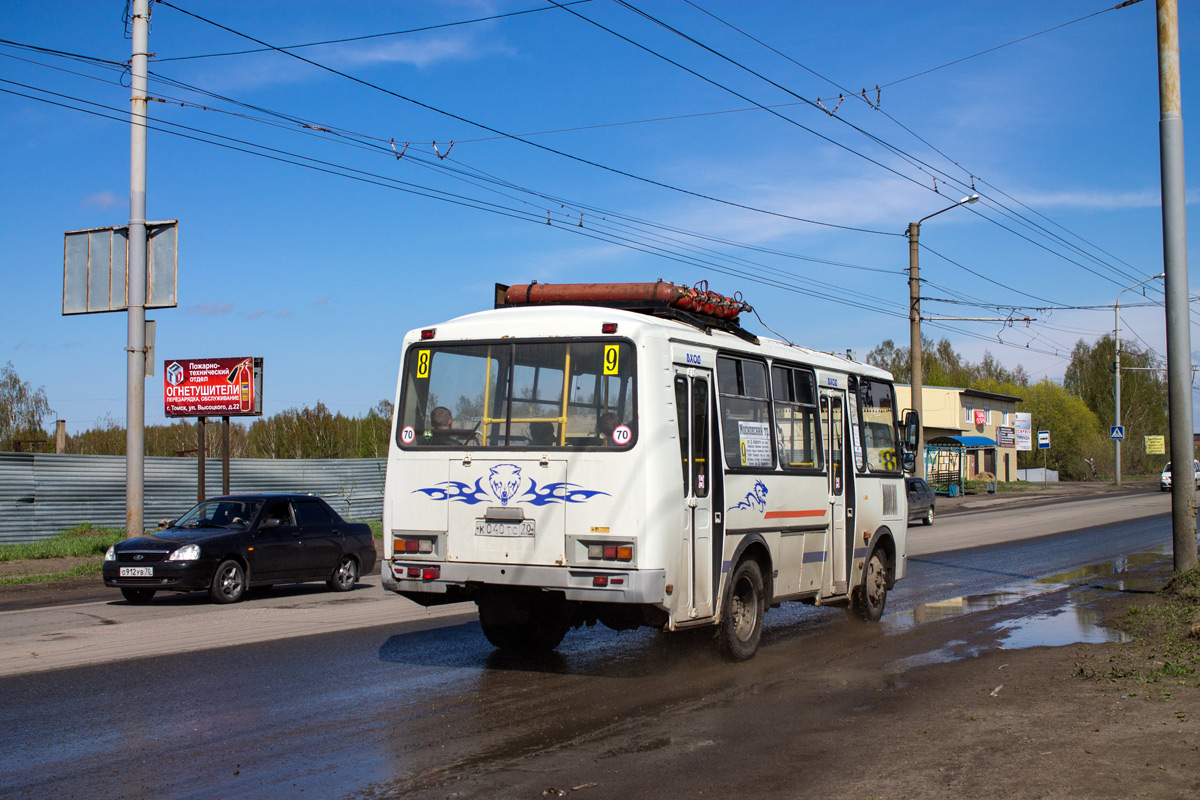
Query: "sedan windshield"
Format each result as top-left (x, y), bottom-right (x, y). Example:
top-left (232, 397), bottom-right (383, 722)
top-left (174, 499), bottom-right (263, 531)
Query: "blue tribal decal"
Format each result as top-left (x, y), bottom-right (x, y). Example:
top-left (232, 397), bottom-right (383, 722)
top-left (413, 478), bottom-right (492, 505)
top-left (730, 479), bottom-right (769, 513)
top-left (520, 479), bottom-right (608, 506)
top-left (413, 464), bottom-right (608, 507)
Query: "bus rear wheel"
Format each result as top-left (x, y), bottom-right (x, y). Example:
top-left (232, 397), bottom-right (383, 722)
top-left (477, 592), bottom-right (569, 653)
top-left (717, 559), bottom-right (766, 661)
top-left (849, 549), bottom-right (889, 622)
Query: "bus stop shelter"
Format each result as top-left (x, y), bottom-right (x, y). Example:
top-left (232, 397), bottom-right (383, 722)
top-left (926, 435), bottom-right (998, 496)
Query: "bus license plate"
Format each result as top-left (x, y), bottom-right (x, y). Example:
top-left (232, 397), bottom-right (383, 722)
top-left (475, 519), bottom-right (535, 538)
top-left (119, 566), bottom-right (154, 577)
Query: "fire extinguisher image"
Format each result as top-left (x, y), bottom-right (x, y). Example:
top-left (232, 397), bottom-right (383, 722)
top-left (226, 359), bottom-right (253, 412)
top-left (239, 360), bottom-right (252, 412)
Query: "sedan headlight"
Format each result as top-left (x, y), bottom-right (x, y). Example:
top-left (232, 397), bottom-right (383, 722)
top-left (169, 543), bottom-right (201, 561)
top-left (105, 546), bottom-right (116, 562)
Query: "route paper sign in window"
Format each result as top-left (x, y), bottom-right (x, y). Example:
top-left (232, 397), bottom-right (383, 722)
top-left (738, 421), bottom-right (772, 467)
top-left (164, 357), bottom-right (263, 417)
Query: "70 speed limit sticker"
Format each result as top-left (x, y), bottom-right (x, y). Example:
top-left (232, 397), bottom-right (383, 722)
top-left (400, 425), bottom-right (416, 445)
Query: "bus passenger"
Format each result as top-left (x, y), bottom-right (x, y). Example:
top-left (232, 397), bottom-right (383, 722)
top-left (529, 421), bottom-right (557, 445)
top-left (430, 406), bottom-right (454, 444)
top-left (597, 411), bottom-right (621, 445)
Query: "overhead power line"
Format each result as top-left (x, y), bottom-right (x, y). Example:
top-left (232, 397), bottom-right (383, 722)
top-left (0, 79), bottom-right (912, 323)
top-left (878, 0), bottom-right (1146, 90)
top-left (153, 1), bottom-right (898, 237)
top-left (611, 0), bottom-right (1153, 290)
top-left (151, 0), bottom-right (597, 62)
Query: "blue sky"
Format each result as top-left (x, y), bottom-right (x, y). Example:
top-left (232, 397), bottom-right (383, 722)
top-left (2, 0), bottom-right (1197, 433)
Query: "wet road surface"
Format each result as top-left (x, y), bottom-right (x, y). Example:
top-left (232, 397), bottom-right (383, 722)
top-left (0, 513), bottom-right (1177, 799)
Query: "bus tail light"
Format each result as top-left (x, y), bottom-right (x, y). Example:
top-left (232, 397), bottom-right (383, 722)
top-left (593, 575), bottom-right (608, 587)
top-left (396, 536), bottom-right (434, 554)
top-left (587, 542), bottom-right (634, 562)
top-left (398, 565), bottom-right (440, 581)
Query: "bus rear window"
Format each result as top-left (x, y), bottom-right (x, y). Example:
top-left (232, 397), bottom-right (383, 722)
top-left (397, 340), bottom-right (636, 449)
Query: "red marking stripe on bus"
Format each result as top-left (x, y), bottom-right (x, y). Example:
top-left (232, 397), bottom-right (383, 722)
top-left (763, 509), bottom-right (827, 519)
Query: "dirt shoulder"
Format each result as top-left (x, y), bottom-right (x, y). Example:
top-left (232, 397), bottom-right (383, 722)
top-left (406, 558), bottom-right (1200, 800)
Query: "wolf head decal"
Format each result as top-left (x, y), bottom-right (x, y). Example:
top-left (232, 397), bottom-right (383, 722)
top-left (488, 464), bottom-right (523, 505)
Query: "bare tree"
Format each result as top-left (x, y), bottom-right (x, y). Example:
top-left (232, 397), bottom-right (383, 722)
top-left (0, 362), bottom-right (54, 451)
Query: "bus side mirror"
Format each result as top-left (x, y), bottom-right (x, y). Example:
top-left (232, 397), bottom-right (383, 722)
top-left (901, 409), bottom-right (919, 475)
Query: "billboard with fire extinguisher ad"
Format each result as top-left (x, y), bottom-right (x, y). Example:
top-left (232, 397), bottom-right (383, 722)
top-left (163, 357), bottom-right (263, 417)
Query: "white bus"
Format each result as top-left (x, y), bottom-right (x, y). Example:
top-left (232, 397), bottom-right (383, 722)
top-left (381, 282), bottom-right (919, 660)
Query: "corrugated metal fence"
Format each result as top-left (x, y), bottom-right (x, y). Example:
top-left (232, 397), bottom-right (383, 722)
top-left (0, 453), bottom-right (385, 543)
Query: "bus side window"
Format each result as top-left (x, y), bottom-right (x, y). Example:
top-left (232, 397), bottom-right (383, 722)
top-left (674, 377), bottom-right (690, 496)
top-left (771, 364), bottom-right (821, 471)
top-left (717, 356), bottom-right (774, 469)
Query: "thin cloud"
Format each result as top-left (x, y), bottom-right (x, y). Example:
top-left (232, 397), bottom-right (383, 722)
top-left (276, 309), bottom-right (293, 319)
top-left (186, 302), bottom-right (235, 316)
top-left (1020, 189), bottom-right (1162, 211)
top-left (328, 34), bottom-right (487, 69)
top-left (82, 191), bottom-right (123, 210)
top-left (314, 294), bottom-right (332, 306)
top-left (245, 310), bottom-right (267, 320)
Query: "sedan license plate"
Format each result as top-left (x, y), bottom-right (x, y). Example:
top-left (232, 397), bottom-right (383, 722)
top-left (475, 519), bottom-right (535, 538)
top-left (119, 566), bottom-right (154, 578)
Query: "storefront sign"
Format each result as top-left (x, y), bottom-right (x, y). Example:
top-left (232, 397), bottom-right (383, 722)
top-left (996, 426), bottom-right (1015, 448)
top-left (1014, 412), bottom-right (1032, 451)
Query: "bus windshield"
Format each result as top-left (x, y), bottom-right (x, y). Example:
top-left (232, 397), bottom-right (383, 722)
top-left (397, 339), bottom-right (636, 449)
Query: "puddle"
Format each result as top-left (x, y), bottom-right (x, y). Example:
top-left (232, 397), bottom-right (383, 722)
top-left (894, 543), bottom-right (1170, 634)
top-left (888, 639), bottom-right (990, 674)
top-left (994, 604), bottom-right (1131, 649)
top-left (886, 544), bottom-right (1163, 671)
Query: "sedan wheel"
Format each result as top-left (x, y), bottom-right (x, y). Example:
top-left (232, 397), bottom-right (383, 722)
top-left (923, 506), bottom-right (934, 526)
top-left (328, 555), bottom-right (359, 592)
top-left (210, 559), bottom-right (246, 604)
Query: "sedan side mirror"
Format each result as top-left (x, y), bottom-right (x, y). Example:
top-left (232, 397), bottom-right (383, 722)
top-left (259, 517), bottom-right (282, 531)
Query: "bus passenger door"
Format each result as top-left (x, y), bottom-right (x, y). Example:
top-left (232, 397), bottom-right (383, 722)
top-left (820, 391), bottom-right (848, 594)
top-left (674, 368), bottom-right (715, 619)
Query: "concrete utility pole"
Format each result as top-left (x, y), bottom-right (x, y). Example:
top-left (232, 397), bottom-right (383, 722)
top-left (907, 193), bottom-right (978, 480)
top-left (1156, 0), bottom-right (1197, 573)
top-left (1114, 274), bottom-right (1164, 487)
top-left (125, 0), bottom-right (150, 539)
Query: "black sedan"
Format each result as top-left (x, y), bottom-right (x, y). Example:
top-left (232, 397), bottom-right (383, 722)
top-left (905, 477), bottom-right (936, 526)
top-left (102, 493), bottom-right (377, 604)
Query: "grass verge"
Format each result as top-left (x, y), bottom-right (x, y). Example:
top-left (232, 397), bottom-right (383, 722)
top-left (0, 524), bottom-right (125, 562)
top-left (0, 561), bottom-right (104, 586)
top-left (1075, 565), bottom-right (1200, 691)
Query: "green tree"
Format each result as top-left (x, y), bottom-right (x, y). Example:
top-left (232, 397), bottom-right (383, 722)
top-left (0, 362), bottom-right (54, 451)
top-left (1063, 335), bottom-right (1168, 476)
top-left (1015, 379), bottom-right (1106, 480)
top-left (866, 337), bottom-right (1029, 388)
top-left (68, 414), bottom-right (126, 455)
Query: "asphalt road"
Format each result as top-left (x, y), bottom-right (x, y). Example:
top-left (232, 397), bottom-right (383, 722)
top-left (0, 491), bottom-right (1182, 799)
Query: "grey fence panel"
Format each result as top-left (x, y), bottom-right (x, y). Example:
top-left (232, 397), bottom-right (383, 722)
top-left (0, 453), bottom-right (385, 544)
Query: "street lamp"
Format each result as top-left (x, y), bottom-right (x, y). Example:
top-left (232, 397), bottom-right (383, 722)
top-left (1114, 273), bottom-right (1165, 486)
top-left (907, 193), bottom-right (979, 479)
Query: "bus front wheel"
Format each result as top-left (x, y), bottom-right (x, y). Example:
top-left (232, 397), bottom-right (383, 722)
top-left (717, 559), bottom-right (766, 661)
top-left (849, 549), bottom-right (889, 622)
